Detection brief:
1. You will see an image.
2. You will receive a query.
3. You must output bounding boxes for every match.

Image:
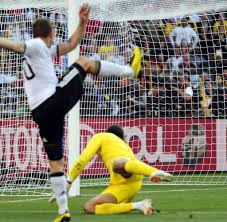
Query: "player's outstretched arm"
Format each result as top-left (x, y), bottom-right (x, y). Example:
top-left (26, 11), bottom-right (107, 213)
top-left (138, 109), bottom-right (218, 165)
top-left (0, 38), bottom-right (25, 54)
top-left (67, 134), bottom-right (101, 182)
top-left (58, 3), bottom-right (90, 56)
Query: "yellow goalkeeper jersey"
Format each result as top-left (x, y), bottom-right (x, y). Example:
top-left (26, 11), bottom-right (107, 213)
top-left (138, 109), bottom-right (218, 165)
top-left (69, 132), bottom-right (143, 185)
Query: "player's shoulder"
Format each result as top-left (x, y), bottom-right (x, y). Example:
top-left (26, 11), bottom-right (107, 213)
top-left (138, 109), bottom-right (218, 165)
top-left (93, 132), bottom-right (111, 137)
top-left (25, 38), bottom-right (44, 48)
top-left (26, 37), bottom-right (39, 43)
top-left (24, 38), bottom-right (47, 56)
top-left (93, 132), bottom-right (119, 140)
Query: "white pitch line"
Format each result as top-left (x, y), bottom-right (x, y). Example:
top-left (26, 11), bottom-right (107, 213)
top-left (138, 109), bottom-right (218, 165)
top-left (1, 187), bottom-right (227, 203)
top-left (188, 212), bottom-right (227, 214)
top-left (0, 210), bottom-right (58, 213)
top-left (0, 210), bottom-right (226, 214)
top-left (79, 187), bottom-right (227, 196)
top-left (139, 187), bottom-right (227, 193)
top-left (0, 197), bottom-right (49, 204)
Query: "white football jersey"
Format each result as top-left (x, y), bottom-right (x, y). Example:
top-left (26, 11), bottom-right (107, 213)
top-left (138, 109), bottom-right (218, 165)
top-left (23, 38), bottom-right (59, 110)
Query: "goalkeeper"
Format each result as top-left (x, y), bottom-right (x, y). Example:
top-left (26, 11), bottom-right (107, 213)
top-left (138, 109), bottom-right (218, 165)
top-left (54, 125), bottom-right (173, 215)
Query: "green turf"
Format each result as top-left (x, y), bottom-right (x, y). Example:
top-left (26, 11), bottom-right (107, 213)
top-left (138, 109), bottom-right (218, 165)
top-left (0, 185), bottom-right (226, 222)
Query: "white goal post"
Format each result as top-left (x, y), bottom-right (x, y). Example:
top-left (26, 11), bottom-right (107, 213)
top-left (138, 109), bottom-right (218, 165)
top-left (0, 0), bottom-right (227, 197)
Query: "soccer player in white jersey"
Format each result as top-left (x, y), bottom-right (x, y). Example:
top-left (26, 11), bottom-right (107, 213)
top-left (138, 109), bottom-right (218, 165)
top-left (0, 4), bottom-right (141, 222)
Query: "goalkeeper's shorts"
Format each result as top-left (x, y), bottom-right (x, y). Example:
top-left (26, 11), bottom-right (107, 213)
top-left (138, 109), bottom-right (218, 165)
top-left (101, 180), bottom-right (142, 203)
top-left (32, 63), bottom-right (87, 161)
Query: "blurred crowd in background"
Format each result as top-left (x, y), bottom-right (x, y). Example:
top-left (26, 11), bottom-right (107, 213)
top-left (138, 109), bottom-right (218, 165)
top-left (0, 8), bottom-right (226, 118)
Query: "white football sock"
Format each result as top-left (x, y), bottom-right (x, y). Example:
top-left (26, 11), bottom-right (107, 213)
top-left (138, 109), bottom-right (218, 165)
top-left (98, 61), bottom-right (134, 77)
top-left (50, 173), bottom-right (69, 215)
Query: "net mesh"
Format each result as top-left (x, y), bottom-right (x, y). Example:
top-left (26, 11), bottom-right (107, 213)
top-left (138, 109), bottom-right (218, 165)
top-left (0, 0), bottom-right (227, 196)
top-left (80, 13), bottom-right (227, 187)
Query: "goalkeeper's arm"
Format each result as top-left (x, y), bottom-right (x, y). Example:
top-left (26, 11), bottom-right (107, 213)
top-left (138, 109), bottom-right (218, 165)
top-left (49, 134), bottom-right (102, 203)
top-left (67, 134), bottom-right (102, 183)
top-left (0, 38), bottom-right (25, 54)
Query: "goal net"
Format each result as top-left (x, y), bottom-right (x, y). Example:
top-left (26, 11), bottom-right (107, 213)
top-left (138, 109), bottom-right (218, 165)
top-left (0, 0), bottom-right (227, 196)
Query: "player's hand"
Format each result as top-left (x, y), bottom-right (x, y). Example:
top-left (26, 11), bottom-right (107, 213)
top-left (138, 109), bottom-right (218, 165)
top-left (79, 3), bottom-right (90, 26)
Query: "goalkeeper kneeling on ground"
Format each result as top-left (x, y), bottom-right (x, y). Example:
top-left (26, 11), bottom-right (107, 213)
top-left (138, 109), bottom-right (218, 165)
top-left (50, 125), bottom-right (173, 215)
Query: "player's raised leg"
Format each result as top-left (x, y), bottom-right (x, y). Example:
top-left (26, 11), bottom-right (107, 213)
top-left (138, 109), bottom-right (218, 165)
top-left (74, 46), bottom-right (141, 79)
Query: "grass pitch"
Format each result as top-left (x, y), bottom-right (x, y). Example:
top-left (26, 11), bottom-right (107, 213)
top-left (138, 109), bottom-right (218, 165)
top-left (0, 185), bottom-right (226, 222)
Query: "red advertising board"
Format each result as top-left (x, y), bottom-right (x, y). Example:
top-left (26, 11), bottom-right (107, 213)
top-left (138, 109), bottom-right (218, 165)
top-left (0, 118), bottom-right (226, 177)
top-left (80, 118), bottom-right (217, 174)
top-left (0, 118), bottom-right (48, 171)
